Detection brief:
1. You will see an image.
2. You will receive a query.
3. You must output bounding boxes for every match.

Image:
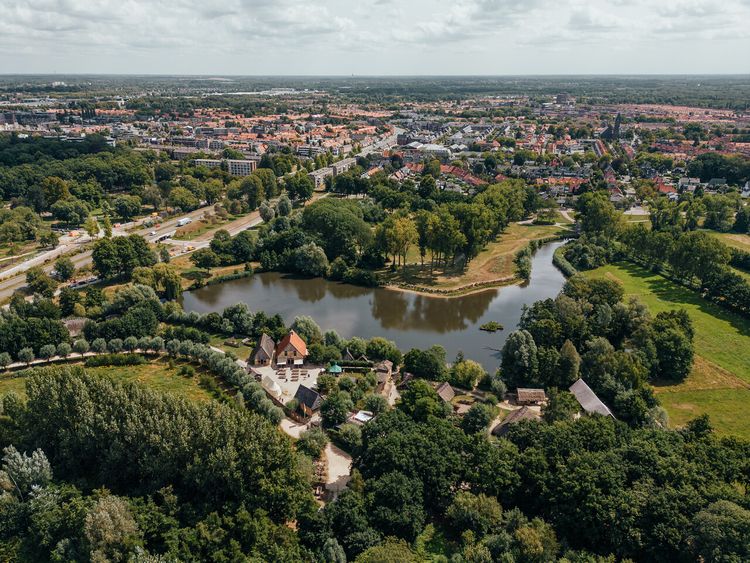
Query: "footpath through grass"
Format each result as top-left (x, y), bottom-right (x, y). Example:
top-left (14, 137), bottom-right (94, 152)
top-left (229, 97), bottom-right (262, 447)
top-left (585, 262), bottom-right (750, 439)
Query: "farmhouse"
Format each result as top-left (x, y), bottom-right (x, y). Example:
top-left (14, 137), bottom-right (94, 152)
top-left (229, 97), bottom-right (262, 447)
top-left (491, 407), bottom-right (541, 437)
top-left (436, 382), bottom-right (456, 404)
top-left (276, 330), bottom-right (308, 366)
top-left (252, 333), bottom-right (276, 366)
top-left (294, 384), bottom-right (322, 417)
top-left (374, 360), bottom-right (393, 393)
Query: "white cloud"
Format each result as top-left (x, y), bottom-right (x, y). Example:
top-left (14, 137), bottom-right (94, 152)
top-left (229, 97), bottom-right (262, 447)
top-left (0, 0), bottom-right (747, 74)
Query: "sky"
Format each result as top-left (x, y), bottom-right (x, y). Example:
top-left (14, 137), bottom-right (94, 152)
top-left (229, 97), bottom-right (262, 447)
top-left (1, 0), bottom-right (749, 75)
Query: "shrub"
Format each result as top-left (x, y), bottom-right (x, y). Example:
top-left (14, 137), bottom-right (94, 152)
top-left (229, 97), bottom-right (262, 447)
top-left (332, 423), bottom-right (362, 453)
top-left (297, 428), bottom-right (329, 459)
top-left (343, 268), bottom-right (380, 287)
top-left (84, 354), bottom-right (147, 367)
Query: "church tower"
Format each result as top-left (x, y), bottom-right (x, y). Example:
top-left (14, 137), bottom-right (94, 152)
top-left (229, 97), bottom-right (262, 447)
top-left (614, 113), bottom-right (622, 140)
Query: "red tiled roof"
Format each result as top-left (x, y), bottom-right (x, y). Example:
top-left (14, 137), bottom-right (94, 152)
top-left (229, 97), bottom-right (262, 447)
top-left (276, 330), bottom-right (308, 357)
top-left (440, 165), bottom-right (488, 186)
top-left (657, 183), bottom-right (677, 194)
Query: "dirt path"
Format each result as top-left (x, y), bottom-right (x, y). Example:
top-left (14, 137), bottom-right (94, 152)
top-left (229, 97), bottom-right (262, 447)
top-left (277, 414), bottom-right (352, 497)
top-left (325, 442), bottom-right (352, 494)
top-left (559, 208), bottom-right (575, 223)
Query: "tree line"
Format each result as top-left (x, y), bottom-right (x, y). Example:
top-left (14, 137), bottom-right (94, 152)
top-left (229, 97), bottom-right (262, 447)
top-left (566, 192), bottom-right (750, 318)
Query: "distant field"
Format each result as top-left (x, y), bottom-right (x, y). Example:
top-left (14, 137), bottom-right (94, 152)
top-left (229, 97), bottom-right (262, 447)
top-left (585, 262), bottom-right (750, 438)
top-left (0, 359), bottom-right (224, 403)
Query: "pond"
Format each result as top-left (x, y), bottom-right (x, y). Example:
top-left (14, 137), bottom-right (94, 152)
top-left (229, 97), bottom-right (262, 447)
top-left (181, 241), bottom-right (567, 372)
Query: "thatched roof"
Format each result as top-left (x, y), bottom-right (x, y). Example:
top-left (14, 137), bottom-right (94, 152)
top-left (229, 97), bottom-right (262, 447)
top-left (491, 406), bottom-right (541, 437)
top-left (253, 333), bottom-right (275, 362)
top-left (517, 388), bottom-right (547, 404)
top-left (294, 384), bottom-right (322, 411)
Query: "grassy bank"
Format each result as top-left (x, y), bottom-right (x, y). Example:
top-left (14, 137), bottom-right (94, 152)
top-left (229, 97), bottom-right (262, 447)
top-left (584, 262), bottom-right (750, 438)
top-left (381, 222), bottom-right (570, 293)
top-left (710, 231), bottom-right (750, 252)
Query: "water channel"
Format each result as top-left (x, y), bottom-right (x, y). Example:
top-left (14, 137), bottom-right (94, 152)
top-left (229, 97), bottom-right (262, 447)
top-left (181, 241), bottom-right (567, 371)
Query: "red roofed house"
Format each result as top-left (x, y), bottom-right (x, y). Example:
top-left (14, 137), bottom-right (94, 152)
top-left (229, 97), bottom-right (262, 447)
top-left (276, 330), bottom-right (309, 366)
top-left (655, 176), bottom-right (677, 195)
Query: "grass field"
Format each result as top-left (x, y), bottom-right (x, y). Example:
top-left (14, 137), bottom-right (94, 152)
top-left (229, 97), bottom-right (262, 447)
top-left (710, 231), bottom-right (750, 252)
top-left (171, 255), bottom-right (258, 289)
top-left (624, 214), bottom-right (651, 223)
top-left (381, 222), bottom-right (571, 293)
top-left (585, 262), bottom-right (750, 438)
top-left (172, 213), bottom-right (246, 241)
top-left (552, 210), bottom-right (574, 225)
top-left (209, 334), bottom-right (253, 361)
top-left (0, 358), bottom-right (225, 403)
top-left (705, 231), bottom-right (750, 281)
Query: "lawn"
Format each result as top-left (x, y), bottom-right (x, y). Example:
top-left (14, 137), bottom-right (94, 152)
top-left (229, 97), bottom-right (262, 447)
top-left (381, 222), bottom-right (571, 293)
top-left (0, 358), bottom-right (225, 403)
top-left (710, 231), bottom-right (750, 252)
top-left (171, 255), bottom-right (257, 289)
top-left (658, 389), bottom-right (750, 439)
top-left (172, 213), bottom-right (246, 241)
top-left (209, 334), bottom-right (253, 362)
top-left (552, 210), bottom-right (574, 225)
top-left (585, 262), bottom-right (750, 437)
top-left (706, 231), bottom-right (750, 281)
top-left (624, 214), bottom-right (651, 223)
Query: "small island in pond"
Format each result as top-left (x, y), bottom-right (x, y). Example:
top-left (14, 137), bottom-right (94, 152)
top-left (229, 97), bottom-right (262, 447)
top-left (479, 321), bottom-right (504, 332)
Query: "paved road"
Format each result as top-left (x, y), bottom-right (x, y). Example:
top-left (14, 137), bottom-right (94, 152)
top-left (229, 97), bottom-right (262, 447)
top-left (0, 203), bottom-right (216, 300)
top-left (0, 130), bottom-right (400, 300)
top-left (360, 127), bottom-right (403, 157)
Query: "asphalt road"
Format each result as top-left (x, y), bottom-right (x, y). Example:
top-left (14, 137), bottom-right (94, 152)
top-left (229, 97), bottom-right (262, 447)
top-left (0, 203), bottom-right (216, 300)
top-left (0, 132), bottom-right (398, 301)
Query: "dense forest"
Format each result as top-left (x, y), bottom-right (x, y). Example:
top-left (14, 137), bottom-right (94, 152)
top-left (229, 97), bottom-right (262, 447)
top-left (1, 364), bottom-right (748, 561)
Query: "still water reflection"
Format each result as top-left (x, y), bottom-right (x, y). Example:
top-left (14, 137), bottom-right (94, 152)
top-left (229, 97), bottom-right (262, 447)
top-left (181, 242), bottom-right (567, 371)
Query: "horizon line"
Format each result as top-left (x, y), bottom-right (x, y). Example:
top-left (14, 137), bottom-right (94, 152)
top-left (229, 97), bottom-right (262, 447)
top-left (1, 73), bottom-right (749, 78)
